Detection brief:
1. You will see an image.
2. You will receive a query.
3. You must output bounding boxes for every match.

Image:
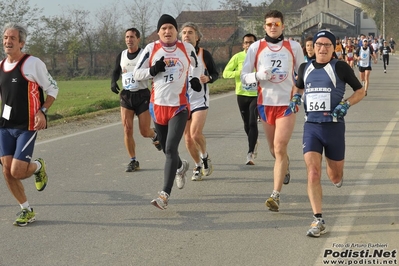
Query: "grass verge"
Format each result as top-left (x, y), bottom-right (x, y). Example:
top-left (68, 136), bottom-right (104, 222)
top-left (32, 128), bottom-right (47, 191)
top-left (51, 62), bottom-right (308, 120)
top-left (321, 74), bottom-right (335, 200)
top-left (47, 78), bottom-right (235, 124)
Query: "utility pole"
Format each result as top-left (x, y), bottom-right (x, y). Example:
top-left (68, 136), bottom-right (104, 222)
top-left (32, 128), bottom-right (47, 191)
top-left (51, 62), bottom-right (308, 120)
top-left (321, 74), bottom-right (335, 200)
top-left (383, 0), bottom-right (385, 39)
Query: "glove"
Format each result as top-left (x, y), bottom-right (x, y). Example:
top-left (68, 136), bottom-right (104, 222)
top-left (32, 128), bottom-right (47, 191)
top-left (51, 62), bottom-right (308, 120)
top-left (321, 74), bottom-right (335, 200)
top-left (289, 93), bottom-right (302, 113)
top-left (332, 101), bottom-right (350, 118)
top-left (150, 56), bottom-right (166, 76)
top-left (189, 77), bottom-right (201, 92)
top-left (255, 67), bottom-right (272, 81)
top-left (111, 83), bottom-right (120, 94)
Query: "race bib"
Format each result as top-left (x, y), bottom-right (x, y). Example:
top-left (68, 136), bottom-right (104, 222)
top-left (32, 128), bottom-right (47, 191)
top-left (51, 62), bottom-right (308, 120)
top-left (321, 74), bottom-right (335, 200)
top-left (122, 72), bottom-right (139, 90)
top-left (306, 93), bottom-right (331, 112)
top-left (163, 66), bottom-right (179, 84)
top-left (259, 52), bottom-right (289, 83)
top-left (242, 82), bottom-right (257, 91)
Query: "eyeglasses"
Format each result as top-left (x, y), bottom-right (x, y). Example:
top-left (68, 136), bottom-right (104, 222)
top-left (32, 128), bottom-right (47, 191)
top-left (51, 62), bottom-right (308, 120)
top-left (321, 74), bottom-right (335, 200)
top-left (315, 42), bottom-right (333, 48)
top-left (265, 22), bottom-right (282, 27)
top-left (243, 41), bottom-right (254, 45)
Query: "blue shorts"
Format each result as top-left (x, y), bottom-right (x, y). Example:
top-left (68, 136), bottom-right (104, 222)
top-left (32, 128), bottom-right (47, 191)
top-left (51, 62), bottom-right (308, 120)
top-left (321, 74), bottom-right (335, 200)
top-left (303, 122), bottom-right (345, 161)
top-left (0, 128), bottom-right (37, 162)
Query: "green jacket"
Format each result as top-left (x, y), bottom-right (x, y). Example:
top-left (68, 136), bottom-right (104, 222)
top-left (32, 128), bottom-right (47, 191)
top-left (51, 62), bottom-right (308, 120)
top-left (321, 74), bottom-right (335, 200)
top-left (222, 50), bottom-right (257, 97)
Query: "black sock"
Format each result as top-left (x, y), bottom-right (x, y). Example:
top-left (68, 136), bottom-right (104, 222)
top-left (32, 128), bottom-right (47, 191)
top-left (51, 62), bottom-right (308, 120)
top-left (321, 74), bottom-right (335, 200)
top-left (314, 213), bottom-right (322, 219)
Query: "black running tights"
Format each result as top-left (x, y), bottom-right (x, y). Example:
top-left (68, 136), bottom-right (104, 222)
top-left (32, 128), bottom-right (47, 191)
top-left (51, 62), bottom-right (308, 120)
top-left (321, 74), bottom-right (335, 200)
top-left (154, 109), bottom-right (188, 195)
top-left (237, 95), bottom-right (258, 153)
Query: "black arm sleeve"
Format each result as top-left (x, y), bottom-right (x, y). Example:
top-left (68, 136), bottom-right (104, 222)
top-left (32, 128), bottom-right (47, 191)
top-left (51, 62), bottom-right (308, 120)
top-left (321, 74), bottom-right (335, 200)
top-left (335, 61), bottom-right (363, 91)
top-left (111, 52), bottom-right (122, 85)
top-left (202, 49), bottom-right (219, 83)
top-left (295, 63), bottom-right (307, 89)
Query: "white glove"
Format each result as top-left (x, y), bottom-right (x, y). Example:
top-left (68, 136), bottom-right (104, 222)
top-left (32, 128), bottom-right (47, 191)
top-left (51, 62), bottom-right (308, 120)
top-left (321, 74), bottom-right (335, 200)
top-left (256, 67), bottom-right (272, 81)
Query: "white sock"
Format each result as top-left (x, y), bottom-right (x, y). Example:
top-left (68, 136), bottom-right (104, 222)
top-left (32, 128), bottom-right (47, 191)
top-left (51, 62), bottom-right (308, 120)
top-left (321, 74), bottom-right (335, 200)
top-left (271, 190), bottom-right (280, 198)
top-left (34, 161), bottom-right (41, 173)
top-left (200, 152), bottom-right (208, 159)
top-left (20, 201), bottom-right (32, 211)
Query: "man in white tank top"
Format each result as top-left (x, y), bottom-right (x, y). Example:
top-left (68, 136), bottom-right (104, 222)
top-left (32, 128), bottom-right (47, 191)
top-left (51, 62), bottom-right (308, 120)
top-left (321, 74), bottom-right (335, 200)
top-left (110, 28), bottom-right (161, 173)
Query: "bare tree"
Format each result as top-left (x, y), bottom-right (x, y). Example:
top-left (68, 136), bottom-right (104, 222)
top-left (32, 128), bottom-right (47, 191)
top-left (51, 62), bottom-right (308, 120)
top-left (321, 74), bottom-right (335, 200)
top-left (94, 5), bottom-right (125, 75)
top-left (191, 0), bottom-right (213, 11)
top-left (28, 16), bottom-right (72, 74)
top-left (169, 0), bottom-right (187, 16)
top-left (63, 9), bottom-right (96, 76)
top-left (124, 0), bottom-right (156, 45)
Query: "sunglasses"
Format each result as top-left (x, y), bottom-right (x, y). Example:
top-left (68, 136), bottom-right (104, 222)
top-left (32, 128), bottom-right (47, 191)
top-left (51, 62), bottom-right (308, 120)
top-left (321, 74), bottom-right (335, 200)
top-left (265, 22), bottom-right (282, 27)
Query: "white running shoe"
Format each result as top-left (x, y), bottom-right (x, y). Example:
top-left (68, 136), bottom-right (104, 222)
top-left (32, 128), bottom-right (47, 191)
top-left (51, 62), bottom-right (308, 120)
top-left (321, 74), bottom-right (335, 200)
top-left (201, 155), bottom-right (213, 176)
top-left (306, 216), bottom-right (326, 237)
top-left (151, 191), bottom-right (169, 210)
top-left (191, 166), bottom-right (203, 181)
top-left (246, 152), bottom-right (254, 165)
top-left (175, 160), bottom-right (189, 189)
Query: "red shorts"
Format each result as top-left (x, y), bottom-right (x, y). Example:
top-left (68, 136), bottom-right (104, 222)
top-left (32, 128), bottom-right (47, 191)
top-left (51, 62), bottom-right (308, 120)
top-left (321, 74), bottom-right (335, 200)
top-left (150, 104), bottom-right (189, 125)
top-left (257, 105), bottom-right (292, 125)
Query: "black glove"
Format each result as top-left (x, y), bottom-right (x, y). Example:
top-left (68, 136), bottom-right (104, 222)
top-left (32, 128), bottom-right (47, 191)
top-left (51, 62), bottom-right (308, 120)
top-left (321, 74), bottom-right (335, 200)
top-left (111, 82), bottom-right (120, 94)
top-left (189, 77), bottom-right (201, 92)
top-left (150, 56), bottom-right (166, 76)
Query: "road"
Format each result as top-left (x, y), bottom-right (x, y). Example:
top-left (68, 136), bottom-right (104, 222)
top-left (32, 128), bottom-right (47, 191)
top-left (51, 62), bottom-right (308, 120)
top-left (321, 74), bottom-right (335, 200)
top-left (1, 56), bottom-right (398, 266)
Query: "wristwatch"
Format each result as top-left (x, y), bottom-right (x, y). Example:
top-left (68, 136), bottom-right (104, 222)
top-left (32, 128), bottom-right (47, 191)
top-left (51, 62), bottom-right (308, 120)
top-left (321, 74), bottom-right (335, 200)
top-left (40, 107), bottom-right (48, 114)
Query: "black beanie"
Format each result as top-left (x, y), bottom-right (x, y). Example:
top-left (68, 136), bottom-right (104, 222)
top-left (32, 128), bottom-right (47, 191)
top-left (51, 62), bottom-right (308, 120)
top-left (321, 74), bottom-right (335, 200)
top-left (313, 30), bottom-right (337, 49)
top-left (157, 14), bottom-right (178, 32)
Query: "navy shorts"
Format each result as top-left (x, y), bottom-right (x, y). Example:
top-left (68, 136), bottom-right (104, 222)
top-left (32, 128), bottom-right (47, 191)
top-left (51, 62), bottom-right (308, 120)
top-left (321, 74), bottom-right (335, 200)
top-left (303, 122), bottom-right (345, 161)
top-left (0, 128), bottom-right (37, 162)
top-left (120, 89), bottom-right (150, 116)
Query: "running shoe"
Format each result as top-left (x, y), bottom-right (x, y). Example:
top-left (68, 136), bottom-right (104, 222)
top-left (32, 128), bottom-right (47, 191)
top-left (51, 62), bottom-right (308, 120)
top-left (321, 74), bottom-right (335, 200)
top-left (306, 216), bottom-right (326, 237)
top-left (191, 166), bottom-right (203, 181)
top-left (152, 128), bottom-right (162, 151)
top-left (175, 160), bottom-right (189, 189)
top-left (246, 152), bottom-right (254, 165)
top-left (151, 191), bottom-right (169, 210)
top-left (13, 208), bottom-right (36, 227)
top-left (265, 195), bottom-right (280, 212)
top-left (201, 155), bottom-right (213, 176)
top-left (283, 156), bottom-right (291, 185)
top-left (34, 158), bottom-right (48, 191)
top-left (334, 178), bottom-right (343, 188)
top-left (126, 160), bottom-right (140, 172)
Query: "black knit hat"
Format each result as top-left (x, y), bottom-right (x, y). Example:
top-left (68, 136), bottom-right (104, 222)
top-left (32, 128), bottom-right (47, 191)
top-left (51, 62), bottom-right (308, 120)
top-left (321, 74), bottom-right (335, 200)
top-left (157, 14), bottom-right (178, 32)
top-left (313, 30), bottom-right (337, 49)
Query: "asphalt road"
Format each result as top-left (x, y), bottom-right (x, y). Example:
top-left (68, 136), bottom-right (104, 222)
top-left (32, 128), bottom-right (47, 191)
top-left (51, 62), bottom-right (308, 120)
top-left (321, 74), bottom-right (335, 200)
top-left (1, 56), bottom-right (398, 266)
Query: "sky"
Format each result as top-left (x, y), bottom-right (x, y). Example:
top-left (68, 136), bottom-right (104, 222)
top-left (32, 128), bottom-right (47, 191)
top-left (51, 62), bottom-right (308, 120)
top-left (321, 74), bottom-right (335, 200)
top-left (29, 0), bottom-right (263, 18)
